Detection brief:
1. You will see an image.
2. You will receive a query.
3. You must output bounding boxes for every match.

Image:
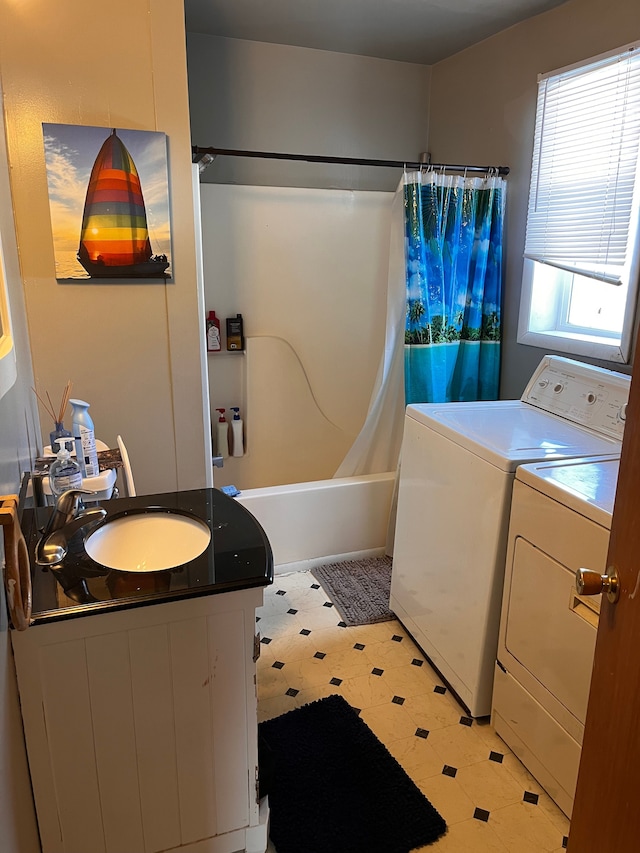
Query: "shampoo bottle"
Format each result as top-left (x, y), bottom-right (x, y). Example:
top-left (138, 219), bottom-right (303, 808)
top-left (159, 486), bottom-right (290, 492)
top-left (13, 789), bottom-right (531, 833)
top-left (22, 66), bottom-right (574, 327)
top-left (206, 311), bottom-right (221, 352)
top-left (70, 398), bottom-right (99, 478)
top-left (215, 408), bottom-right (229, 458)
top-left (230, 407), bottom-right (244, 457)
top-left (49, 438), bottom-right (83, 497)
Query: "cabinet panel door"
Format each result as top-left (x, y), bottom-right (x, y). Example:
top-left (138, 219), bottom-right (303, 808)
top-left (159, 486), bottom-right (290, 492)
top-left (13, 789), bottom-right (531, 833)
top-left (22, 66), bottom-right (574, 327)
top-left (208, 609), bottom-right (250, 834)
top-left (129, 624), bottom-right (182, 853)
top-left (85, 631), bottom-right (146, 853)
top-left (40, 640), bottom-right (106, 853)
top-left (170, 615), bottom-right (218, 844)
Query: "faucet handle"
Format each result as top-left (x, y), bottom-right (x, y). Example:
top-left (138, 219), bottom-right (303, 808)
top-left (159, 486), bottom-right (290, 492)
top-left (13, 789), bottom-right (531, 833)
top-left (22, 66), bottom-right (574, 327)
top-left (47, 488), bottom-right (97, 531)
top-left (54, 488), bottom-right (96, 514)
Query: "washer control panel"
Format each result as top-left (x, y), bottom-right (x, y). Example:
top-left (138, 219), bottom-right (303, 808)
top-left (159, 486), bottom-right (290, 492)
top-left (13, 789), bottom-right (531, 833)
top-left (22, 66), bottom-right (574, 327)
top-left (521, 356), bottom-right (631, 440)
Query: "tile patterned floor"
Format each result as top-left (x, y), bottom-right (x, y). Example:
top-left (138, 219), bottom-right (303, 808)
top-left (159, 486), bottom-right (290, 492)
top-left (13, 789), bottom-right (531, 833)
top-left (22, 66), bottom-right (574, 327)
top-left (258, 570), bottom-right (571, 853)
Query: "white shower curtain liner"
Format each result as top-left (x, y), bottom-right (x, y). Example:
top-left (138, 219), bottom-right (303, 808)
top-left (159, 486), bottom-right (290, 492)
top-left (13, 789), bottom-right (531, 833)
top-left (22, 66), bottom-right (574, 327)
top-left (334, 177), bottom-right (406, 479)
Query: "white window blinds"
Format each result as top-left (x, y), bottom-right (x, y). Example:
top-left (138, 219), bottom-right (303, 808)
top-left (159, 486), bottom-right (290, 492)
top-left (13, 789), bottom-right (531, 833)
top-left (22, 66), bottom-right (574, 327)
top-left (524, 43), bottom-right (640, 285)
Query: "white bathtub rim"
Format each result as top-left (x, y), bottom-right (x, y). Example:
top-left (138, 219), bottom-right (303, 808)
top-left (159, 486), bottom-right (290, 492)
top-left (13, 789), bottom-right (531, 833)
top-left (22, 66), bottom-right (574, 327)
top-left (235, 471), bottom-right (395, 501)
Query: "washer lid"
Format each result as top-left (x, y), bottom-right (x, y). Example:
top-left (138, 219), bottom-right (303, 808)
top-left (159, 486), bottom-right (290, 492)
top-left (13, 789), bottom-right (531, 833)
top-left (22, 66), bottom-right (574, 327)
top-left (516, 455), bottom-right (619, 528)
top-left (405, 401), bottom-right (622, 472)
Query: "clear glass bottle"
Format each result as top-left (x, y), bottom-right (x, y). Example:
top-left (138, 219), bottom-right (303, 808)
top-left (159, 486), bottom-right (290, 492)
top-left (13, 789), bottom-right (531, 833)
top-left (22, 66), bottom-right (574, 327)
top-left (49, 438), bottom-right (82, 497)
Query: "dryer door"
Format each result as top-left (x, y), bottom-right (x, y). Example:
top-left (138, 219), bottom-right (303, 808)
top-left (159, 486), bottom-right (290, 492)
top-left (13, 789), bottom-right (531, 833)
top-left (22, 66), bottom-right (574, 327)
top-left (505, 537), bottom-right (598, 726)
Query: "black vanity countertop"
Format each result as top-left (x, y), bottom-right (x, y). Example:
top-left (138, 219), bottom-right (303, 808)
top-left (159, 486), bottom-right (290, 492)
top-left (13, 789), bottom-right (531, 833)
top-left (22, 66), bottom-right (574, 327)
top-left (21, 488), bottom-right (274, 626)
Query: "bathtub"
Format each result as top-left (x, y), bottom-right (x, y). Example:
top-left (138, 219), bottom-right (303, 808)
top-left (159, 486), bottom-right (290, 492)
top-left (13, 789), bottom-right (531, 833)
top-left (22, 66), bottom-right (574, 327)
top-left (235, 472), bottom-right (395, 573)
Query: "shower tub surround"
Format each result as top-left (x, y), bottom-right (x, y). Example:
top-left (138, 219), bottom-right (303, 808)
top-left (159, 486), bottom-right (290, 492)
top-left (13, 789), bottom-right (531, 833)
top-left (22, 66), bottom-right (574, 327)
top-left (201, 184), bottom-right (394, 490)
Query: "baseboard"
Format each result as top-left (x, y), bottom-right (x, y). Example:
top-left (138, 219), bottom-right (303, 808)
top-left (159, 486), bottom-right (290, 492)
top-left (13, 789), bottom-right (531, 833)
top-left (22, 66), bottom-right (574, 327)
top-left (275, 547), bottom-right (386, 576)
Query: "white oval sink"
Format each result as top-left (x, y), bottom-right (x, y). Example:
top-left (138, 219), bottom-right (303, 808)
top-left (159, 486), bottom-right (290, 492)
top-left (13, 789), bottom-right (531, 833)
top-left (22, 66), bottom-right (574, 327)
top-left (85, 511), bottom-right (211, 573)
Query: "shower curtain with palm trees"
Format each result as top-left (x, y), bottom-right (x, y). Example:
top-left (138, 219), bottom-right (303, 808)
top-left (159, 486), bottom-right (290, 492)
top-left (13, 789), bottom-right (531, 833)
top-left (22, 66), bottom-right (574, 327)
top-left (404, 170), bottom-right (505, 403)
top-left (334, 169), bottom-right (506, 481)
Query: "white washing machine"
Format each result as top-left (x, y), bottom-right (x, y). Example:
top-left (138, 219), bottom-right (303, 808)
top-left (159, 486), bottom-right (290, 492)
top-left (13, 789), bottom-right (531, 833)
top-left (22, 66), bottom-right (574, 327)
top-left (390, 355), bottom-right (629, 718)
top-left (493, 454), bottom-right (619, 817)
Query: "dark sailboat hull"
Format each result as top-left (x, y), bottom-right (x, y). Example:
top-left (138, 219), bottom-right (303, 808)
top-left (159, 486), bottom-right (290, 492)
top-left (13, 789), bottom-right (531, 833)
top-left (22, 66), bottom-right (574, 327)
top-left (78, 257), bottom-right (169, 278)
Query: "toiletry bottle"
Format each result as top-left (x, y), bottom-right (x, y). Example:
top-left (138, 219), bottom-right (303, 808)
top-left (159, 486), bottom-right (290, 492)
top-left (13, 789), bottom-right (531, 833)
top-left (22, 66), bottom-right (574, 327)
top-left (230, 407), bottom-right (244, 457)
top-left (226, 314), bottom-right (244, 351)
top-left (215, 408), bottom-right (229, 458)
top-left (70, 398), bottom-right (99, 478)
top-left (49, 438), bottom-right (83, 497)
top-left (206, 310), bottom-right (221, 352)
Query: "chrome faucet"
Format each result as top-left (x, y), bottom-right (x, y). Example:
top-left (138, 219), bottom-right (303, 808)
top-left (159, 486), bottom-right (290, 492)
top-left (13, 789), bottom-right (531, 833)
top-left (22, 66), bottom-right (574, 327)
top-left (36, 489), bottom-right (106, 566)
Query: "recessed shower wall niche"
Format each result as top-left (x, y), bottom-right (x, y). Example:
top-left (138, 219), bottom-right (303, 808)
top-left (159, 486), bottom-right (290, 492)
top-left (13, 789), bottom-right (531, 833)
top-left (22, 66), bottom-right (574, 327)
top-left (208, 347), bottom-right (246, 460)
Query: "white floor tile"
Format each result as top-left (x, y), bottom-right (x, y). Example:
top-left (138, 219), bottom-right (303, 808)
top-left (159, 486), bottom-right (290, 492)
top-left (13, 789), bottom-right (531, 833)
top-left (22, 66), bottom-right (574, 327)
top-left (402, 688), bottom-right (468, 731)
top-left (489, 801), bottom-right (564, 852)
top-left (359, 698), bottom-right (421, 743)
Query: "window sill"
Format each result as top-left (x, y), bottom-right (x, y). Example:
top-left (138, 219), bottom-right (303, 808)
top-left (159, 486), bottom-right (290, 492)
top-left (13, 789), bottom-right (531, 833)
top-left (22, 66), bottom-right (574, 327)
top-left (517, 328), bottom-right (628, 364)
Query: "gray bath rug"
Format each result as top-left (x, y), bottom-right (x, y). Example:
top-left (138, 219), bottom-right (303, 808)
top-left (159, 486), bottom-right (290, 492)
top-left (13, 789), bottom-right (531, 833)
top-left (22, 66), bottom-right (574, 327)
top-left (311, 555), bottom-right (394, 626)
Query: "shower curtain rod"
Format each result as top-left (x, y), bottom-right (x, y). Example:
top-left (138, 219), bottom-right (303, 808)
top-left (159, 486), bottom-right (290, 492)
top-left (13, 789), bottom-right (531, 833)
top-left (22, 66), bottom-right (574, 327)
top-left (192, 145), bottom-right (510, 176)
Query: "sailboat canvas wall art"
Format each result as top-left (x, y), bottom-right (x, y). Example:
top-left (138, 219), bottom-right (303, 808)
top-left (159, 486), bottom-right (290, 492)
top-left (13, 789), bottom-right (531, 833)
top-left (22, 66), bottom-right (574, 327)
top-left (43, 124), bottom-right (172, 281)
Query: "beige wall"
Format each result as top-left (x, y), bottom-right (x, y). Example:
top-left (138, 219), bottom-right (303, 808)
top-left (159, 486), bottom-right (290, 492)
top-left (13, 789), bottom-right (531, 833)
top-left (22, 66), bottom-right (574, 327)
top-left (429, 0), bottom-right (640, 398)
top-left (187, 33), bottom-right (431, 191)
top-left (0, 0), bottom-right (208, 496)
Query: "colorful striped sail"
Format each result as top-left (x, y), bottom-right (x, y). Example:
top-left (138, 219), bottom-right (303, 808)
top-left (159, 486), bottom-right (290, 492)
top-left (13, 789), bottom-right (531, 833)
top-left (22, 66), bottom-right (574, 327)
top-left (77, 129), bottom-right (168, 277)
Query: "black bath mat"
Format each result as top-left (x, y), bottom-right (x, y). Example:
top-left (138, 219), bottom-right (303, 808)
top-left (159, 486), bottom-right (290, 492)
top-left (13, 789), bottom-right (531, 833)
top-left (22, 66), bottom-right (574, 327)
top-left (259, 693), bottom-right (447, 853)
top-left (311, 555), bottom-right (394, 626)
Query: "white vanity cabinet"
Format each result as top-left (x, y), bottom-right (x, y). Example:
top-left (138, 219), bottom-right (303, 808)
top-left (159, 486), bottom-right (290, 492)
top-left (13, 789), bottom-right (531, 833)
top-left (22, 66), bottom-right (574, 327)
top-left (12, 587), bottom-right (268, 853)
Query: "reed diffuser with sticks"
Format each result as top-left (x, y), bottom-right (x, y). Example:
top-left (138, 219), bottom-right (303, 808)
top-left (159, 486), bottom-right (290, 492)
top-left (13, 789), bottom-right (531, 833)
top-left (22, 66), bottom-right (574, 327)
top-left (32, 380), bottom-right (73, 453)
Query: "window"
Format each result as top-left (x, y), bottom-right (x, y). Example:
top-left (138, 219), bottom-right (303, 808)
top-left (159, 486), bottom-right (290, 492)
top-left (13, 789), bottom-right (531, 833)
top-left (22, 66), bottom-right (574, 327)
top-left (518, 42), bottom-right (640, 363)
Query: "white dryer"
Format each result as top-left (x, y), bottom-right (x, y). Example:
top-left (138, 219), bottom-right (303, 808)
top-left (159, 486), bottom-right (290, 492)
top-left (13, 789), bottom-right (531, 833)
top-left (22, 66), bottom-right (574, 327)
top-left (493, 454), bottom-right (619, 817)
top-left (390, 356), bottom-right (629, 718)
